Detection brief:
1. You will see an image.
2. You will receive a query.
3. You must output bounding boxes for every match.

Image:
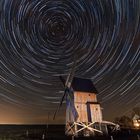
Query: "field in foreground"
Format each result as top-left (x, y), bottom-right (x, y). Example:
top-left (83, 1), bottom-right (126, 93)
top-left (0, 125), bottom-right (140, 140)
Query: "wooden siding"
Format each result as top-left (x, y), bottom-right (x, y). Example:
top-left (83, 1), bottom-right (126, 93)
top-left (90, 104), bottom-right (102, 122)
top-left (66, 91), bottom-right (102, 123)
top-left (74, 92), bottom-right (97, 103)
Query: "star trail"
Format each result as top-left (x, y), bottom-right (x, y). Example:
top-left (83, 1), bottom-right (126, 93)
top-left (0, 0), bottom-right (140, 123)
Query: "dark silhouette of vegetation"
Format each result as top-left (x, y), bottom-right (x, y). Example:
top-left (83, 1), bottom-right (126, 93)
top-left (114, 115), bottom-right (133, 128)
top-left (131, 107), bottom-right (140, 117)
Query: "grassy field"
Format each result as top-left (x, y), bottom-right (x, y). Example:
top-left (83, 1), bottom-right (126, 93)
top-left (0, 125), bottom-right (139, 140)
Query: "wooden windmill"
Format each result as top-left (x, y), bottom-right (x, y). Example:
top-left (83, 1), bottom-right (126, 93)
top-left (53, 50), bottom-right (115, 136)
top-left (54, 75), bottom-right (103, 136)
top-left (65, 77), bottom-right (103, 136)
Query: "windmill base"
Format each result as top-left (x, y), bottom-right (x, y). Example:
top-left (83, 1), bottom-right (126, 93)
top-left (65, 122), bottom-right (103, 137)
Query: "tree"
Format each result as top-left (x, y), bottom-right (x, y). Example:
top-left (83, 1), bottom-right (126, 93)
top-left (131, 107), bottom-right (140, 117)
top-left (114, 116), bottom-right (133, 127)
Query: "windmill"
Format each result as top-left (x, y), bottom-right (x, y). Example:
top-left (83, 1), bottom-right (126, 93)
top-left (53, 50), bottom-right (119, 137)
top-left (53, 50), bottom-right (102, 136)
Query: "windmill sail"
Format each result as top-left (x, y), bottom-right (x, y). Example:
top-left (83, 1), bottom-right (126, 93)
top-left (60, 76), bottom-right (79, 120)
top-left (53, 56), bottom-right (77, 120)
top-left (53, 50), bottom-right (86, 120)
top-left (65, 87), bottom-right (79, 121)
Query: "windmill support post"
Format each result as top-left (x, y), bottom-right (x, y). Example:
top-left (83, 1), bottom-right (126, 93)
top-left (65, 122), bottom-right (103, 136)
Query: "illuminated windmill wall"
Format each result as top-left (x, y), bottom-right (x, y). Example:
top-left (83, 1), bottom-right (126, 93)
top-left (66, 77), bottom-right (102, 123)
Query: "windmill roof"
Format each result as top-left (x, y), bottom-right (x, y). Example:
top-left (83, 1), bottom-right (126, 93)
top-left (132, 114), bottom-right (140, 120)
top-left (71, 77), bottom-right (98, 94)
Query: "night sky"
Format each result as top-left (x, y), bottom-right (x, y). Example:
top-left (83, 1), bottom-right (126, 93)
top-left (0, 0), bottom-right (140, 124)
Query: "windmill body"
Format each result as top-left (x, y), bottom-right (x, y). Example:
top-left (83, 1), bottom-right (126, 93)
top-left (65, 77), bottom-right (103, 136)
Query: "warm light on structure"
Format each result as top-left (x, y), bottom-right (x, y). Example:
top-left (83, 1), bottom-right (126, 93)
top-left (134, 122), bottom-right (140, 128)
top-left (74, 92), bottom-right (102, 123)
top-left (132, 114), bottom-right (140, 129)
top-left (133, 120), bottom-right (140, 128)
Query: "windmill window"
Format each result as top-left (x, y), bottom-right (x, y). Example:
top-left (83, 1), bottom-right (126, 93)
top-left (89, 94), bottom-right (90, 96)
top-left (77, 106), bottom-right (79, 108)
top-left (96, 108), bottom-right (98, 111)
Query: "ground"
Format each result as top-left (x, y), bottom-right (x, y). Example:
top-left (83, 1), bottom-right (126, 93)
top-left (0, 125), bottom-right (140, 140)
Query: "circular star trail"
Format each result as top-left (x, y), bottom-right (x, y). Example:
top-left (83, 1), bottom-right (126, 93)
top-left (0, 0), bottom-right (140, 122)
